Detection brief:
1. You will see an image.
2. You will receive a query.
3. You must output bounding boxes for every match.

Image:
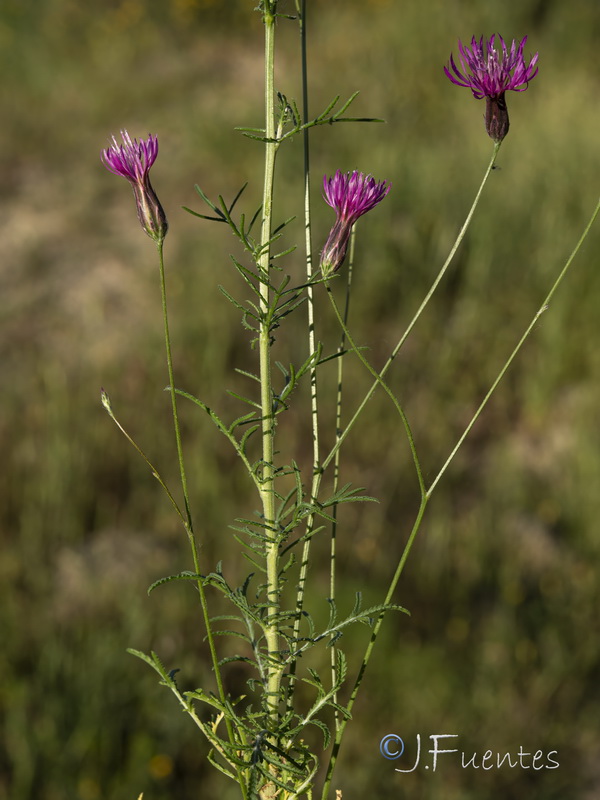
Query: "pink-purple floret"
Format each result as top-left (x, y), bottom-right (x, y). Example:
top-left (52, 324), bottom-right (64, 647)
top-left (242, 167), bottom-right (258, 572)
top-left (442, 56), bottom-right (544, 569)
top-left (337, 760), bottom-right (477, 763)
top-left (101, 131), bottom-right (159, 183)
top-left (323, 170), bottom-right (391, 223)
top-left (444, 34), bottom-right (539, 100)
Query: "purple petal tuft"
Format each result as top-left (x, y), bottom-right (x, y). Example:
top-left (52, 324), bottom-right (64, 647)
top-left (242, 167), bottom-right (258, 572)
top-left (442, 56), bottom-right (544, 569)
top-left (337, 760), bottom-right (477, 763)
top-left (444, 34), bottom-right (538, 100)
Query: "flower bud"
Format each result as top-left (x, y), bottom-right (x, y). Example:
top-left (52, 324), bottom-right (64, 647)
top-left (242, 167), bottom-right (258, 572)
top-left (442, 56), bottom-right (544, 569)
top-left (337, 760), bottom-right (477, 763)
top-left (485, 93), bottom-right (510, 143)
top-left (320, 218), bottom-right (353, 277)
top-left (101, 131), bottom-right (168, 243)
top-left (320, 171), bottom-right (390, 277)
top-left (131, 180), bottom-right (169, 243)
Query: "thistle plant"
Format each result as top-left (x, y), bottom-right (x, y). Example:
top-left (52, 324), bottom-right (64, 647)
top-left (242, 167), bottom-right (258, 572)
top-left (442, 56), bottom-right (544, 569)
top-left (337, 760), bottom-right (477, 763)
top-left (100, 5), bottom-right (598, 799)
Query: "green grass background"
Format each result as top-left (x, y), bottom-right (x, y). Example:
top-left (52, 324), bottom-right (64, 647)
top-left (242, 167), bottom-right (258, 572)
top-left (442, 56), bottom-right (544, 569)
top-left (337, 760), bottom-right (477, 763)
top-left (2, 0), bottom-right (599, 798)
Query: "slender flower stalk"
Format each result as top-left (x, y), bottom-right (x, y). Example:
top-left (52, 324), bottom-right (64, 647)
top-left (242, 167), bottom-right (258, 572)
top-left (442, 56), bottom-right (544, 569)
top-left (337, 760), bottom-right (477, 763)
top-left (444, 35), bottom-right (538, 141)
top-left (320, 170), bottom-right (390, 276)
top-left (102, 130), bottom-right (168, 242)
top-left (320, 143), bottom-right (501, 477)
top-left (319, 145), bottom-right (501, 796)
top-left (101, 130), bottom-right (245, 789)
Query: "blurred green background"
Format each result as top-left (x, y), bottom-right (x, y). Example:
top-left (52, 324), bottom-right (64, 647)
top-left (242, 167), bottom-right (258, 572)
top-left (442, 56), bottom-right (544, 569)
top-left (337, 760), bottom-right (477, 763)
top-left (2, 0), bottom-right (599, 798)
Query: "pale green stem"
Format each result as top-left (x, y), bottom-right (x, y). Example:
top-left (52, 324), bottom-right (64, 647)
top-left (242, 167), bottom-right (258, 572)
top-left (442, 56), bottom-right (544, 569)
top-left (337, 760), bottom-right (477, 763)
top-left (157, 241), bottom-right (243, 792)
top-left (321, 142), bottom-right (501, 474)
top-left (259, 8), bottom-right (281, 729)
top-left (325, 282), bottom-right (426, 497)
top-left (298, 0), bottom-right (319, 506)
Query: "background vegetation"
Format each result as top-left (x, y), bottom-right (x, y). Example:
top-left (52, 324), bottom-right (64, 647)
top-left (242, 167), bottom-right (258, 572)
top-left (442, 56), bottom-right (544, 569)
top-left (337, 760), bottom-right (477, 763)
top-left (2, 0), bottom-right (599, 798)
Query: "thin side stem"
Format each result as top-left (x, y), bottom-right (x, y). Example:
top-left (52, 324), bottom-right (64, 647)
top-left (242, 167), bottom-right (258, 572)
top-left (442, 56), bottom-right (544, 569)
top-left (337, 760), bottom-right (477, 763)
top-left (321, 193), bottom-right (600, 800)
top-left (321, 496), bottom-right (428, 800)
top-left (321, 142), bottom-right (501, 473)
top-left (325, 281), bottom-right (426, 498)
top-left (157, 242), bottom-right (242, 790)
top-left (320, 146), bottom-right (500, 796)
top-left (427, 193), bottom-right (600, 497)
top-left (101, 390), bottom-right (185, 526)
top-left (157, 241), bottom-right (193, 531)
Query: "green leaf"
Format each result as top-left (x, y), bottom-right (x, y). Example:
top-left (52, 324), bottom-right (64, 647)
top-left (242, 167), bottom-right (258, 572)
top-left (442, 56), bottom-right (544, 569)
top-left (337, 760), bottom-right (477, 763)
top-left (271, 215), bottom-right (296, 236)
top-left (228, 181), bottom-right (248, 213)
top-left (305, 717), bottom-right (331, 749)
top-left (212, 629), bottom-right (252, 642)
top-left (247, 204), bottom-right (262, 235)
top-left (193, 183), bottom-right (220, 212)
top-left (182, 205), bottom-right (224, 222)
top-left (184, 687), bottom-right (228, 713)
top-left (218, 285), bottom-right (260, 318)
top-left (240, 132), bottom-right (277, 143)
top-left (206, 749), bottom-right (237, 781)
top-left (226, 390), bottom-right (262, 410)
top-left (240, 424), bottom-right (260, 453)
top-left (228, 410), bottom-right (258, 432)
top-left (234, 126), bottom-right (266, 134)
top-left (147, 571), bottom-right (203, 595)
top-left (319, 94), bottom-right (340, 118)
top-left (126, 648), bottom-right (157, 670)
top-left (218, 655), bottom-right (256, 667)
top-left (127, 649), bottom-right (175, 686)
top-left (334, 90), bottom-right (359, 116)
top-left (335, 647), bottom-right (348, 687)
top-left (234, 368), bottom-right (261, 384)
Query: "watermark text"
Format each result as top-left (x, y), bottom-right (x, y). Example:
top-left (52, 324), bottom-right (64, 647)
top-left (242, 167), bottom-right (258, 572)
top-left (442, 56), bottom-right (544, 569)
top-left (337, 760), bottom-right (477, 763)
top-left (380, 733), bottom-right (559, 773)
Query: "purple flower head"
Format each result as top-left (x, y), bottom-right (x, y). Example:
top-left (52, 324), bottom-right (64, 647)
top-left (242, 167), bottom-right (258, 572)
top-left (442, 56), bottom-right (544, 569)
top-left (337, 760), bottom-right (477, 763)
top-left (444, 35), bottom-right (538, 142)
top-left (101, 130), bottom-right (168, 243)
top-left (320, 170), bottom-right (391, 276)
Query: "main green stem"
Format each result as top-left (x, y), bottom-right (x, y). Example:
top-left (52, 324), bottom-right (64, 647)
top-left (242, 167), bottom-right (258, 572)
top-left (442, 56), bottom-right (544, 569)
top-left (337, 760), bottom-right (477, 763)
top-left (259, 8), bottom-right (281, 729)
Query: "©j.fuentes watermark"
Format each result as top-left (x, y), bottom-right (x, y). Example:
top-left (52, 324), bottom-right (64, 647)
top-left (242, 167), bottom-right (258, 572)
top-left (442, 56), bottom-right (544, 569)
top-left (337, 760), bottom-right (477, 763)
top-left (380, 733), bottom-right (559, 773)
